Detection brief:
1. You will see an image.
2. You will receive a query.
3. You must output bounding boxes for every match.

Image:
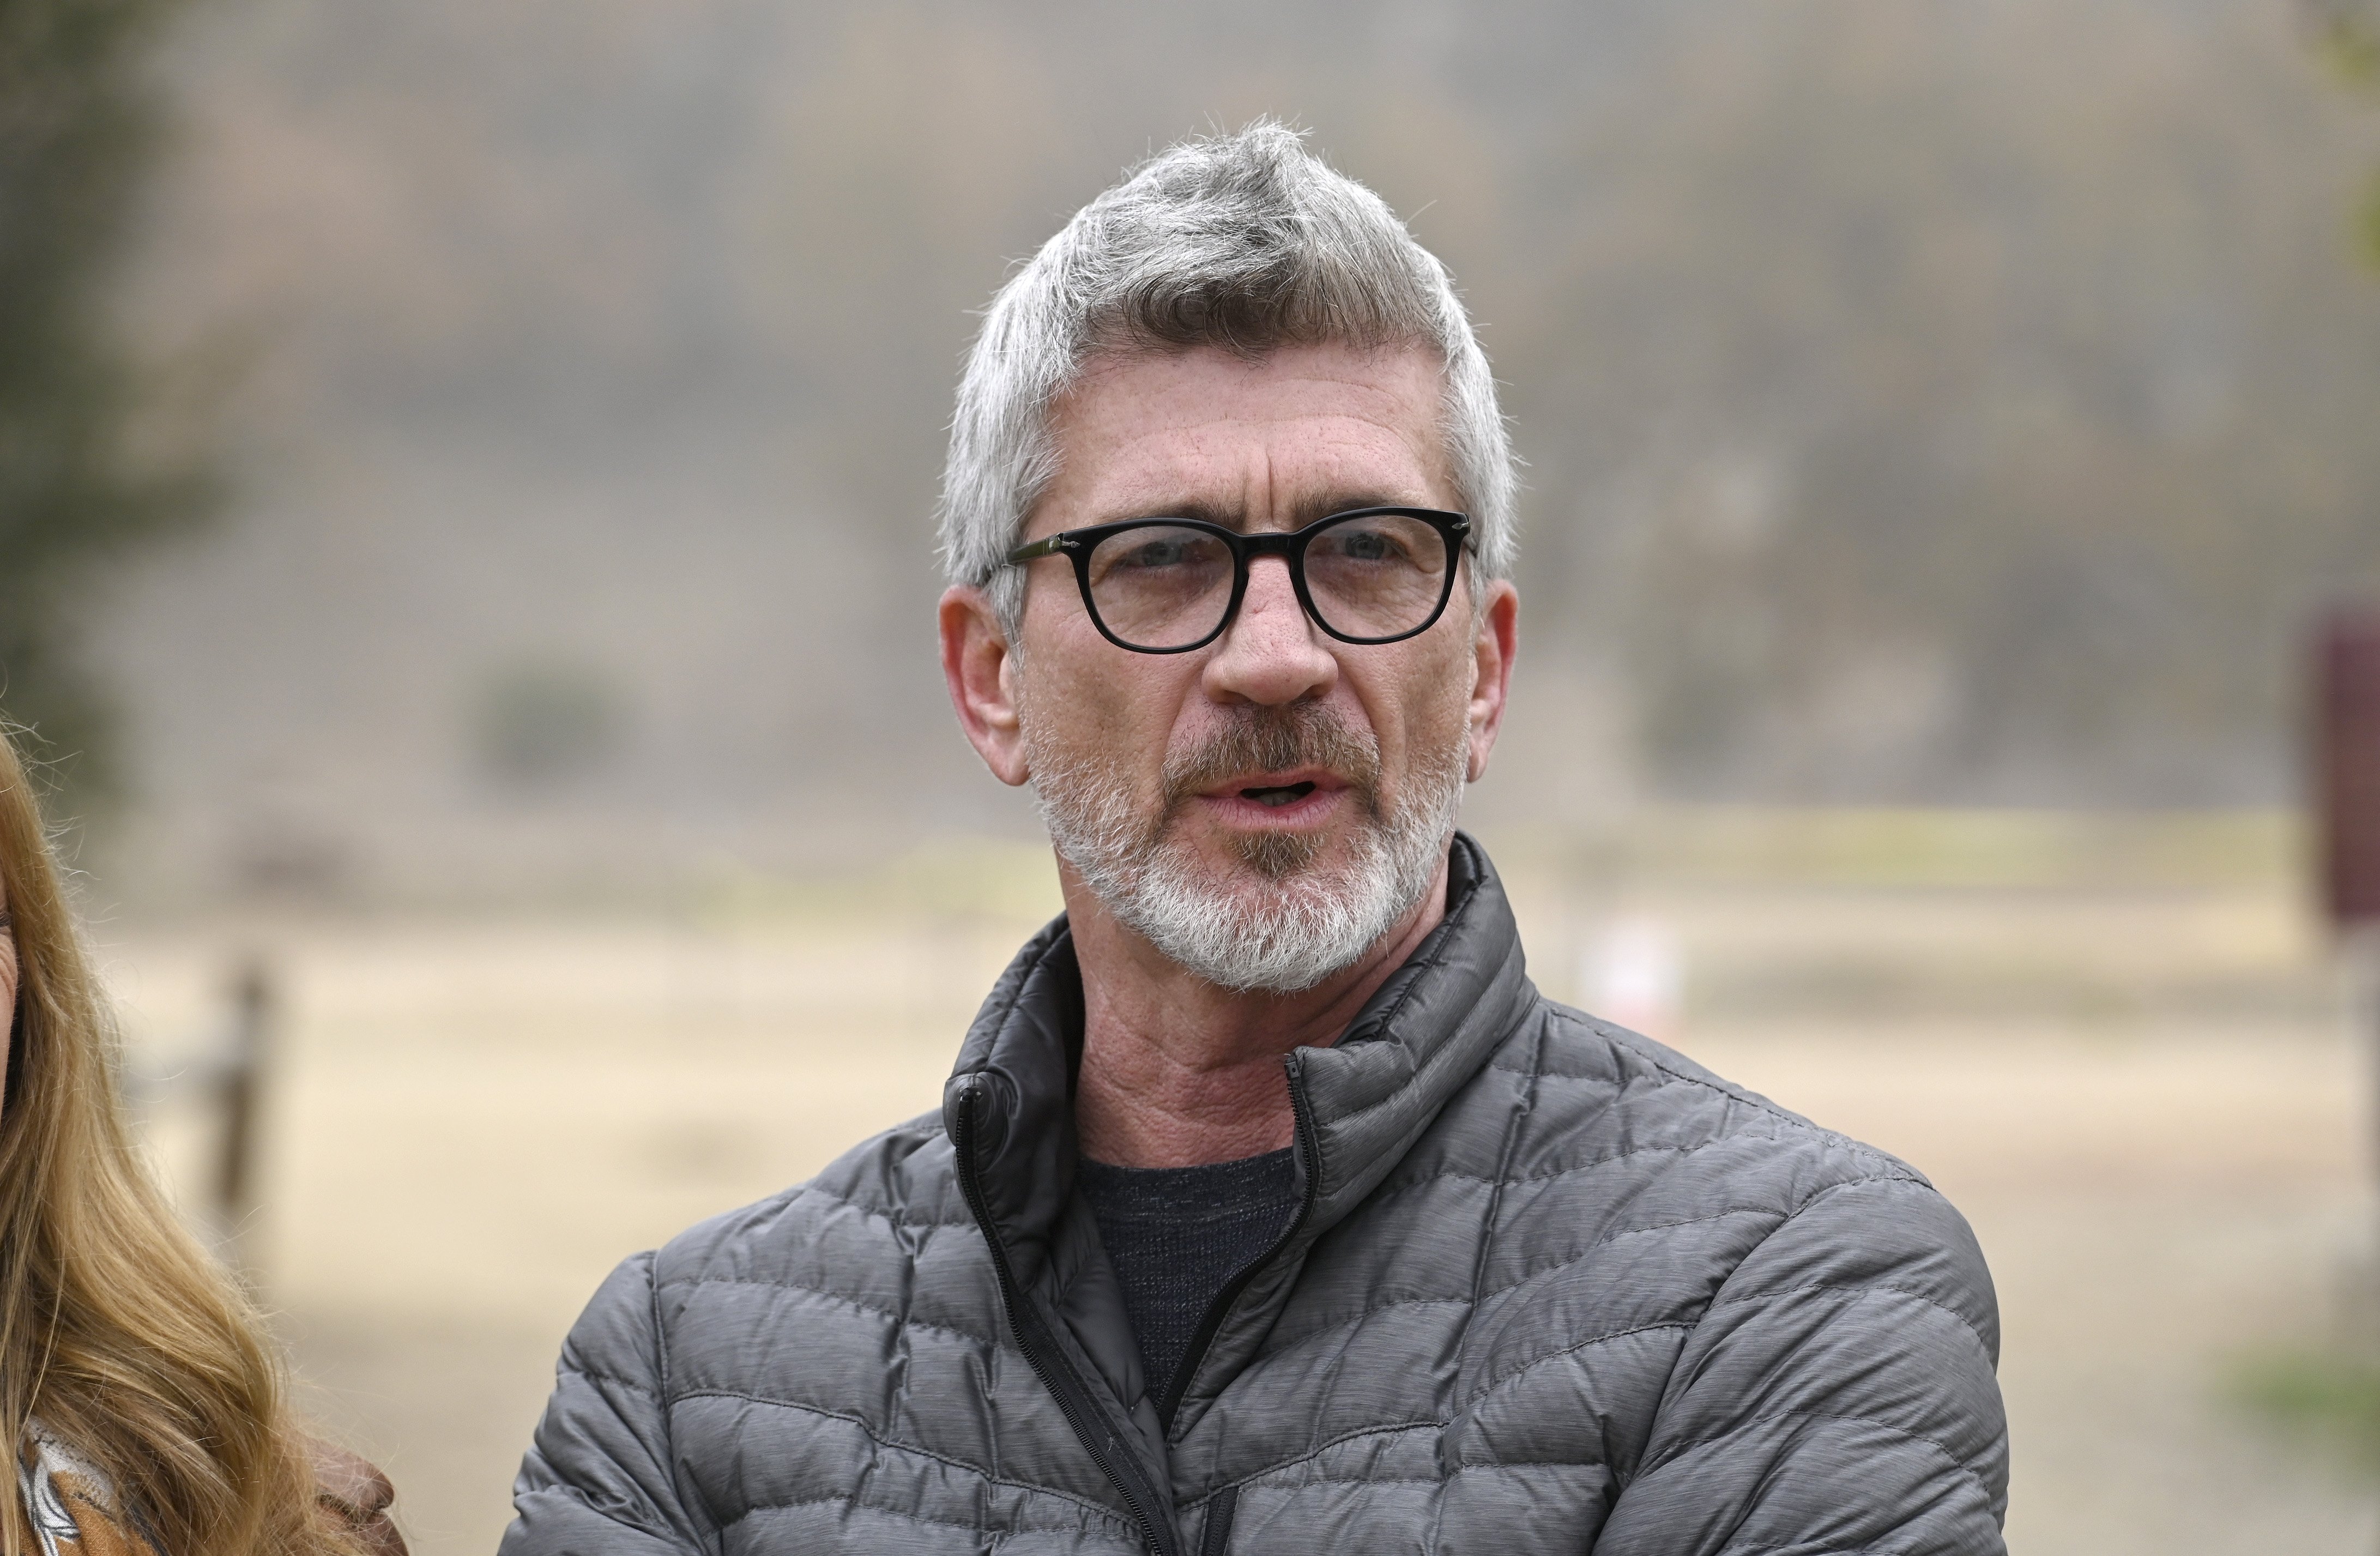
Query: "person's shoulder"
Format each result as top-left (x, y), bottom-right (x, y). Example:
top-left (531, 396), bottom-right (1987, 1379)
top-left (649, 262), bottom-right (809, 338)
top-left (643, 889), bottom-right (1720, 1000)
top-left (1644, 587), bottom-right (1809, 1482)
top-left (1445, 997), bottom-right (1994, 1348)
top-left (1491, 996), bottom-right (1931, 1199)
top-left (645, 1105), bottom-right (972, 1296)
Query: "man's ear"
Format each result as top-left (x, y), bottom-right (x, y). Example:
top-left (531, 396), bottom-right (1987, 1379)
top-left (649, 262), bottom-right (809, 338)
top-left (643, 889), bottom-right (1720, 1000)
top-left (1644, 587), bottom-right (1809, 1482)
top-left (1465, 580), bottom-right (1519, 783)
top-left (940, 584), bottom-right (1031, 787)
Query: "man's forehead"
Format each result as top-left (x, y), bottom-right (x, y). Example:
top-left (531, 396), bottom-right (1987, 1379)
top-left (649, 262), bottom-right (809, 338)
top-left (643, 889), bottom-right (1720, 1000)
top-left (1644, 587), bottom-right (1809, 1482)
top-left (1042, 341), bottom-right (1454, 521)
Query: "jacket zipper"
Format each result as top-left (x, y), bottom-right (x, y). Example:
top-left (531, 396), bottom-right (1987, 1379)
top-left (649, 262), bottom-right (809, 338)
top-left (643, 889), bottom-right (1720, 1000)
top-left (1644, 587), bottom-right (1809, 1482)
top-left (1156, 1055), bottom-right (1324, 1430)
top-left (953, 1079), bottom-right (1180, 1556)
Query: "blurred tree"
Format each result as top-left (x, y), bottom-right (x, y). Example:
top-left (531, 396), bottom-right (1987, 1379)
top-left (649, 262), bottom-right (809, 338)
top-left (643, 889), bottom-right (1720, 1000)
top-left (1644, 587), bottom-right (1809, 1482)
top-left (1488, 0), bottom-right (2380, 804)
top-left (0, 0), bottom-right (214, 801)
top-left (99, 0), bottom-right (2380, 828)
top-left (2306, 0), bottom-right (2380, 270)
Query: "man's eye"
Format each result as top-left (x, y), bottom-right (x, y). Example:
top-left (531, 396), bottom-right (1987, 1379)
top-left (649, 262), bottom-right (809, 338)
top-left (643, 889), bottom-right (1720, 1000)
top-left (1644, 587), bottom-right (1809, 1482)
top-left (1335, 529), bottom-right (1402, 562)
top-left (1116, 536), bottom-right (1224, 570)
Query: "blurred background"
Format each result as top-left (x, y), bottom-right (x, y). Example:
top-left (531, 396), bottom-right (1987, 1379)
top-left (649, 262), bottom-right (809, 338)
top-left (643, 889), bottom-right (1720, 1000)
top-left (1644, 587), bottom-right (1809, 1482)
top-left (9, 0), bottom-right (2380, 1549)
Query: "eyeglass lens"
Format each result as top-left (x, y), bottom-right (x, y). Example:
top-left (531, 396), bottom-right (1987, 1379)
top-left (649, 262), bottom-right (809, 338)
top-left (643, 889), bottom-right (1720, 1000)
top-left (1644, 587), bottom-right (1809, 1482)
top-left (1083, 512), bottom-right (1450, 650)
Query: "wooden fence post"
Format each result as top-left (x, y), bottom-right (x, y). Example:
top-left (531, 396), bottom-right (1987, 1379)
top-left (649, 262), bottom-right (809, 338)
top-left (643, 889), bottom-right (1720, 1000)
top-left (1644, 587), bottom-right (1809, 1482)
top-left (214, 956), bottom-right (272, 1268)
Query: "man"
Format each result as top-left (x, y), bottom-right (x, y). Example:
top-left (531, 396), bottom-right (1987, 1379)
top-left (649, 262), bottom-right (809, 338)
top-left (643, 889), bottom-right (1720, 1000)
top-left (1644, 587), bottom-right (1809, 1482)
top-left (502, 124), bottom-right (2008, 1555)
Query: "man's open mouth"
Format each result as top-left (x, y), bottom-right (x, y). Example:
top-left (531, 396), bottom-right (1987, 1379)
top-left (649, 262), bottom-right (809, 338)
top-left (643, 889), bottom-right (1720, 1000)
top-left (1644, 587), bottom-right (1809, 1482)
top-left (1240, 781), bottom-right (1319, 809)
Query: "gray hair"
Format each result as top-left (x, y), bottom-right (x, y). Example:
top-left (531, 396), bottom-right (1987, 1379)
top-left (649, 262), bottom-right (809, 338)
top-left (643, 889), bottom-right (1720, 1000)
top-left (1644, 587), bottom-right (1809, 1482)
top-left (938, 121), bottom-right (1518, 636)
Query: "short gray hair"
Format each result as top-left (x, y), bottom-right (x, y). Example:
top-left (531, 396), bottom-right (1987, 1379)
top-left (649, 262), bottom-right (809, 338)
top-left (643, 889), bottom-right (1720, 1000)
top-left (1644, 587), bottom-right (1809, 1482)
top-left (938, 121), bottom-right (1517, 634)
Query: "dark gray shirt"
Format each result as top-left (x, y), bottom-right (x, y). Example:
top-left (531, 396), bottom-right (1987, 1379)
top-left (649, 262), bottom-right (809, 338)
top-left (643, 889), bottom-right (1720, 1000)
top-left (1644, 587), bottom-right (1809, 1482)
top-left (1075, 1147), bottom-right (1300, 1400)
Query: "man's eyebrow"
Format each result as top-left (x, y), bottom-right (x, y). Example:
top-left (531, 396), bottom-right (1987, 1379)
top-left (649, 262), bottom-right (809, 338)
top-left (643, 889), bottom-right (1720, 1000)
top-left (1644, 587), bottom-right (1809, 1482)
top-left (1138, 498), bottom-right (1238, 528)
top-left (1100, 494), bottom-right (1417, 530)
top-left (1287, 493), bottom-right (1412, 527)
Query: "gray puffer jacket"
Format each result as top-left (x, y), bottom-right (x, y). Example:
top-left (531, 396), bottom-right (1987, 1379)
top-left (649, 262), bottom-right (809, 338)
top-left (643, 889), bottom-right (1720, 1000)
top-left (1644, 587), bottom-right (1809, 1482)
top-left (503, 835), bottom-right (2008, 1555)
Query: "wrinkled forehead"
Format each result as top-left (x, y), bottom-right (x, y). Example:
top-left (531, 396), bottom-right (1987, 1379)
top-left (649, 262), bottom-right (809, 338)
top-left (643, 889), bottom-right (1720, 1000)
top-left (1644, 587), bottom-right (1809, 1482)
top-left (1038, 341), bottom-right (1456, 530)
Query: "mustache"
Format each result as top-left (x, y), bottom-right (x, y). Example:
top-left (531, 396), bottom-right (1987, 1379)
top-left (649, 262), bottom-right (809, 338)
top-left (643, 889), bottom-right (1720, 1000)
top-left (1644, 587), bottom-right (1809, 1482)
top-left (1159, 703), bottom-right (1381, 819)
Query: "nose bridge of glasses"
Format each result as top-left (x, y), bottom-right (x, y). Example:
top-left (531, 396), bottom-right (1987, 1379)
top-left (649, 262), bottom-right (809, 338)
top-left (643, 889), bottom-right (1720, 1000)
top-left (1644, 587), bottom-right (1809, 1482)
top-left (1235, 533), bottom-right (1304, 613)
top-left (1235, 529), bottom-right (1306, 618)
top-left (1237, 529), bottom-right (1300, 562)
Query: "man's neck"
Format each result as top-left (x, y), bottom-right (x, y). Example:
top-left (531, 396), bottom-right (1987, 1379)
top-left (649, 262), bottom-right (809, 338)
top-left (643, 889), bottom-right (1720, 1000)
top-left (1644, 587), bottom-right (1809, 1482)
top-left (1063, 851), bottom-right (1452, 1168)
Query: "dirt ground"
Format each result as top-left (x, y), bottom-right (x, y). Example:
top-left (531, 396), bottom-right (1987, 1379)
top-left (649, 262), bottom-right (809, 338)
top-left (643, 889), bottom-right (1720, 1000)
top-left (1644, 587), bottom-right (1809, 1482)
top-left (101, 824), bottom-right (2378, 1554)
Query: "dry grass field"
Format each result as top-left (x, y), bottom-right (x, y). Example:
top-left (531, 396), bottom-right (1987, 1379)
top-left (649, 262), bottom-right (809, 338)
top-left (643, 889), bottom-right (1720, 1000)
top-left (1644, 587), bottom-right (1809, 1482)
top-left (98, 812), bottom-right (2377, 1554)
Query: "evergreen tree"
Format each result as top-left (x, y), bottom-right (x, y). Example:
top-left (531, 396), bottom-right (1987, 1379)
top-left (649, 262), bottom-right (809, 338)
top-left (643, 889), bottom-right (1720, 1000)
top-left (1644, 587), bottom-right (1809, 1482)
top-left (1, 0), bottom-right (212, 800)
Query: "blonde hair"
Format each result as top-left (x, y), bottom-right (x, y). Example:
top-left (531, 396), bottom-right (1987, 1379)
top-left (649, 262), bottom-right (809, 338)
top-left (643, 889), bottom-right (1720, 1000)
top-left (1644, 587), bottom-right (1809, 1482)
top-left (0, 727), bottom-right (356, 1556)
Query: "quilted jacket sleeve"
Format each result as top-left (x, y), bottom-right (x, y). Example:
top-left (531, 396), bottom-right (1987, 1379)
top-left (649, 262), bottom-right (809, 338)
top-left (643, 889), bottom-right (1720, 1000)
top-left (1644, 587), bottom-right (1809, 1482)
top-left (499, 1251), bottom-right (704, 1556)
top-left (1594, 1173), bottom-right (2009, 1556)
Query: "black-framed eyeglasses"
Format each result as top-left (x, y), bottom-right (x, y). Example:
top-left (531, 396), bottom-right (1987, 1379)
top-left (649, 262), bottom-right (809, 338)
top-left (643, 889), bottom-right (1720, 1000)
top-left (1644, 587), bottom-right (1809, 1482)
top-left (1004, 506), bottom-right (1472, 655)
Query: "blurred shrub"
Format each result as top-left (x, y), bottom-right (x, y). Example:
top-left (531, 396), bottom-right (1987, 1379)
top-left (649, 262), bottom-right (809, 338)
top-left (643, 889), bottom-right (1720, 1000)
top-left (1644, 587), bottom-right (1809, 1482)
top-left (2309, 0), bottom-right (2380, 269)
top-left (2234, 1346), bottom-right (2380, 1480)
top-left (467, 659), bottom-right (626, 792)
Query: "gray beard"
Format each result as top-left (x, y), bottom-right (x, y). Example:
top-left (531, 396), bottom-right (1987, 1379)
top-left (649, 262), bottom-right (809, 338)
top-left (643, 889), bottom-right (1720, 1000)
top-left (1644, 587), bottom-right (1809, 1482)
top-left (1024, 703), bottom-right (1468, 993)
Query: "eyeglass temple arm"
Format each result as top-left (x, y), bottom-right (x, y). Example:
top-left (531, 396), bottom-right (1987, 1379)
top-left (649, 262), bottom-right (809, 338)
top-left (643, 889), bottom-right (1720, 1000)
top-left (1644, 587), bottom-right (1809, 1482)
top-left (1004, 534), bottom-right (1078, 565)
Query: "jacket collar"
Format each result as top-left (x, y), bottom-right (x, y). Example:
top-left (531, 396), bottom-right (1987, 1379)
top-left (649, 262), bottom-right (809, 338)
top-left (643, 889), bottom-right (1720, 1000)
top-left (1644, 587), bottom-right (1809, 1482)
top-left (1284, 831), bottom-right (1533, 1241)
top-left (941, 832), bottom-right (1533, 1277)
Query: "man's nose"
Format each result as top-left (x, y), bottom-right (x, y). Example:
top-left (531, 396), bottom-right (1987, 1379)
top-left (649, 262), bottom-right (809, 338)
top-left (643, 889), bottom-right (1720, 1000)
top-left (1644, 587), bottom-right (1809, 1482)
top-left (1202, 555), bottom-right (1338, 706)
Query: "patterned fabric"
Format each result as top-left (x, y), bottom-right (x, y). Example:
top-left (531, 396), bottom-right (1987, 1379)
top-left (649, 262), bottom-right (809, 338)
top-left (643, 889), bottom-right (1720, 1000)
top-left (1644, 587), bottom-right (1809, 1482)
top-left (17, 1433), bottom-right (155, 1556)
